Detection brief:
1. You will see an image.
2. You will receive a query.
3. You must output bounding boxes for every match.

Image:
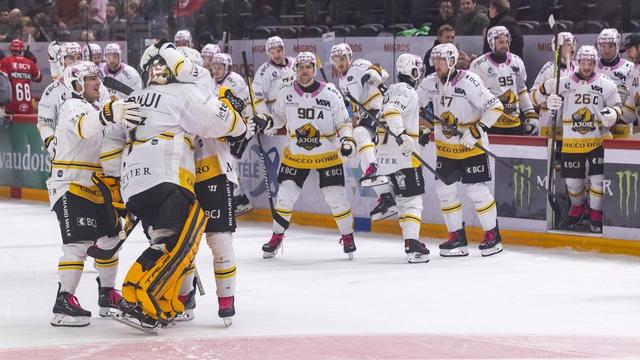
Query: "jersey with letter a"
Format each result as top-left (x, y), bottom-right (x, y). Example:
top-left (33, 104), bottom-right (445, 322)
top-left (596, 57), bottom-right (634, 137)
top-left (418, 70), bottom-right (502, 160)
top-left (252, 57), bottom-right (295, 114)
top-left (272, 81), bottom-right (352, 169)
top-left (469, 52), bottom-right (529, 130)
top-left (541, 72), bottom-right (621, 154)
top-left (338, 58), bottom-right (384, 111)
top-left (0, 55), bottom-right (41, 114)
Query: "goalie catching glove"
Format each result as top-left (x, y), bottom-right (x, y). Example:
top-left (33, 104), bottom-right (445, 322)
top-left (99, 99), bottom-right (143, 127)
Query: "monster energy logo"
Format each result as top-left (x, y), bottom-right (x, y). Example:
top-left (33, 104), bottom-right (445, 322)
top-left (617, 170), bottom-right (639, 219)
top-left (513, 164), bottom-right (531, 208)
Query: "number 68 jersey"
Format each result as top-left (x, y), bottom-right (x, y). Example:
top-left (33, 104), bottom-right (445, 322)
top-left (272, 81), bottom-right (353, 169)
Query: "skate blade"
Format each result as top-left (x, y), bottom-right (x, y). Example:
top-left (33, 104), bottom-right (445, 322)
top-left (112, 310), bottom-right (159, 335)
top-left (99, 307), bottom-right (118, 318)
top-left (50, 313), bottom-right (90, 327)
top-left (407, 253), bottom-right (430, 264)
top-left (235, 205), bottom-right (254, 217)
top-left (371, 208), bottom-right (398, 221)
top-left (439, 247), bottom-right (469, 257)
top-left (263, 251), bottom-right (276, 259)
top-left (174, 310), bottom-right (195, 322)
top-left (346, 252), bottom-right (354, 260)
top-left (223, 317), bottom-right (233, 328)
top-left (360, 177), bottom-right (390, 188)
top-left (481, 244), bottom-right (504, 257)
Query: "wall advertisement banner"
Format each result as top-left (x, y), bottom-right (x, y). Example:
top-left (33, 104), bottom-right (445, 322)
top-left (0, 122), bottom-right (50, 189)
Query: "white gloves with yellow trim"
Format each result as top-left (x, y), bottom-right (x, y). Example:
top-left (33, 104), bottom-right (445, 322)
top-left (100, 99), bottom-right (143, 128)
top-left (47, 41), bottom-right (60, 62)
top-left (139, 39), bottom-right (176, 71)
top-left (546, 94), bottom-right (563, 111)
top-left (600, 107), bottom-right (618, 128)
top-left (395, 131), bottom-right (418, 157)
top-left (460, 123), bottom-right (486, 149)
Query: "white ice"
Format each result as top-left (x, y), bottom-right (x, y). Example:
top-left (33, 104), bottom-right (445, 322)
top-left (1, 199), bottom-right (640, 351)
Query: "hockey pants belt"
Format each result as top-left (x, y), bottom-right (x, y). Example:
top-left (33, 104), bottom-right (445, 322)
top-left (122, 201), bottom-right (206, 321)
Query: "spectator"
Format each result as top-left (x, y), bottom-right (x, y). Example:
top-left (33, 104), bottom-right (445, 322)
top-left (424, 24), bottom-right (455, 75)
top-left (87, 0), bottom-right (107, 25)
top-left (173, 0), bottom-right (205, 33)
top-left (79, 29), bottom-right (96, 41)
top-left (428, 0), bottom-right (457, 36)
top-left (126, 0), bottom-right (144, 23)
top-left (53, 0), bottom-right (81, 30)
top-left (455, 0), bottom-right (489, 35)
top-left (483, 0), bottom-right (523, 58)
top-left (0, 9), bottom-right (10, 37)
top-left (106, 2), bottom-right (119, 23)
top-left (622, 33), bottom-right (640, 64)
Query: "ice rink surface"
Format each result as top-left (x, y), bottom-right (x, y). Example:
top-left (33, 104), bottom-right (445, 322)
top-left (1, 199), bottom-right (639, 359)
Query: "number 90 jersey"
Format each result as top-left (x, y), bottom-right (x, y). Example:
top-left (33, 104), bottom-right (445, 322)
top-left (469, 52), bottom-right (531, 130)
top-left (272, 81), bottom-right (353, 169)
top-left (417, 70), bottom-right (503, 160)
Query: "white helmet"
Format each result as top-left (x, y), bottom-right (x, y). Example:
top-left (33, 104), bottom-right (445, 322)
top-left (396, 53), bottom-right (421, 82)
top-left (552, 32), bottom-right (577, 50)
top-left (63, 61), bottom-right (101, 96)
top-left (201, 43), bottom-right (221, 60)
top-left (60, 42), bottom-right (83, 68)
top-left (83, 43), bottom-right (102, 61)
top-left (597, 28), bottom-right (621, 54)
top-left (429, 43), bottom-right (459, 68)
top-left (103, 43), bottom-right (121, 58)
top-left (266, 36), bottom-right (285, 53)
top-left (174, 29), bottom-right (192, 47)
top-left (178, 47), bottom-right (203, 66)
top-left (330, 43), bottom-right (353, 63)
top-left (487, 26), bottom-right (511, 51)
top-left (576, 45), bottom-right (598, 62)
top-left (212, 53), bottom-right (232, 73)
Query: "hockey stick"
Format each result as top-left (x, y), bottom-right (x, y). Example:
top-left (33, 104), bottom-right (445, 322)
top-left (241, 50), bottom-right (289, 229)
top-left (102, 76), bottom-right (135, 97)
top-left (193, 267), bottom-right (205, 296)
top-left (315, 55), bottom-right (444, 181)
top-left (422, 109), bottom-right (563, 219)
top-left (547, 14), bottom-right (562, 221)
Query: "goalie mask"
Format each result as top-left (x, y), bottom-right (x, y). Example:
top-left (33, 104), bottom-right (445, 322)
top-left (63, 61), bottom-right (102, 96)
top-left (143, 56), bottom-right (174, 86)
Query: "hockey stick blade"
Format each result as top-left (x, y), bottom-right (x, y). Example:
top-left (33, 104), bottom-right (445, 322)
top-left (103, 76), bottom-right (135, 97)
top-left (87, 217), bottom-right (140, 259)
top-left (548, 14), bottom-right (556, 31)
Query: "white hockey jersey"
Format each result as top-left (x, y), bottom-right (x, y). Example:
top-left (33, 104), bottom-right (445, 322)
top-left (417, 70), bottom-right (503, 160)
top-left (622, 64), bottom-right (640, 125)
top-left (100, 82), bottom-right (246, 202)
top-left (46, 96), bottom-right (106, 209)
top-left (539, 72), bottom-right (621, 153)
top-left (214, 71), bottom-right (251, 118)
top-left (272, 81), bottom-right (352, 169)
top-left (338, 58), bottom-right (385, 112)
top-left (100, 63), bottom-right (143, 99)
top-left (469, 52), bottom-right (533, 130)
top-left (596, 57), bottom-right (634, 137)
top-left (38, 79), bottom-right (111, 151)
top-left (530, 60), bottom-right (577, 138)
top-left (376, 82), bottom-right (420, 175)
top-left (252, 57), bottom-right (295, 114)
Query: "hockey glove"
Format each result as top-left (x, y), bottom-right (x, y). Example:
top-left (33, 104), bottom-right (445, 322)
top-left (418, 127), bottom-right (432, 146)
top-left (460, 123), bottom-right (487, 149)
top-left (524, 110), bottom-right (539, 135)
top-left (362, 66), bottom-right (383, 87)
top-left (340, 136), bottom-right (356, 159)
top-left (139, 39), bottom-right (173, 70)
top-left (600, 107), bottom-right (619, 128)
top-left (546, 94), bottom-right (563, 111)
top-left (244, 117), bottom-right (256, 140)
top-left (219, 87), bottom-right (245, 115)
top-left (254, 114), bottom-right (276, 135)
top-left (617, 84), bottom-right (630, 105)
top-left (44, 135), bottom-right (56, 157)
top-left (396, 131), bottom-right (418, 157)
top-left (100, 99), bottom-right (143, 127)
top-left (47, 41), bottom-right (60, 62)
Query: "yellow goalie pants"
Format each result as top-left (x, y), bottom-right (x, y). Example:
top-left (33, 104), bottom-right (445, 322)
top-left (122, 201), bottom-right (206, 322)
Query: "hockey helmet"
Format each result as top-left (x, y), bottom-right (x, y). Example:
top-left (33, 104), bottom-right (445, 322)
top-left (174, 29), bottom-right (192, 47)
top-left (429, 43), bottom-right (459, 68)
top-left (487, 26), bottom-right (511, 51)
top-left (396, 53), bottom-right (422, 82)
top-left (552, 32), bottom-right (577, 50)
top-left (60, 42), bottom-right (83, 68)
top-left (266, 36), bottom-right (285, 53)
top-left (212, 53), bottom-right (232, 71)
top-left (201, 43), bottom-right (221, 60)
top-left (83, 43), bottom-right (103, 61)
top-left (9, 39), bottom-right (24, 53)
top-left (330, 43), bottom-right (353, 63)
top-left (63, 61), bottom-right (101, 96)
top-left (597, 28), bottom-right (621, 54)
top-left (576, 45), bottom-right (598, 63)
top-left (103, 43), bottom-right (121, 57)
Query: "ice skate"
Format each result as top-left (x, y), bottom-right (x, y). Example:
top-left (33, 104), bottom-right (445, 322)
top-left (405, 239), bottom-right (430, 263)
top-left (51, 286), bottom-right (92, 327)
top-left (340, 233), bottom-right (356, 260)
top-left (234, 194), bottom-right (253, 216)
top-left (96, 277), bottom-right (122, 317)
top-left (370, 192), bottom-right (398, 221)
top-left (218, 296), bottom-right (235, 327)
top-left (439, 227), bottom-right (469, 257)
top-left (480, 225), bottom-right (503, 257)
top-left (262, 232), bottom-right (284, 258)
top-left (590, 209), bottom-right (603, 233)
top-left (175, 288), bottom-right (196, 321)
top-left (360, 163), bottom-right (390, 187)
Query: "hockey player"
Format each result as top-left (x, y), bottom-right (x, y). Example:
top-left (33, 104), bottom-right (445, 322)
top-left (470, 26), bottom-right (538, 135)
top-left (536, 45), bottom-right (622, 233)
top-left (47, 42), bottom-right (83, 81)
top-left (102, 40), bottom-right (247, 330)
top-left (530, 32), bottom-right (577, 138)
top-left (330, 43), bottom-right (398, 222)
top-left (595, 28), bottom-right (634, 138)
top-left (211, 52), bottom-right (254, 216)
top-left (252, 36), bottom-right (296, 116)
top-left (175, 30), bottom-right (193, 48)
top-left (201, 43), bottom-right (221, 71)
top-left (417, 43), bottom-right (505, 257)
top-left (83, 43), bottom-right (103, 66)
top-left (100, 43), bottom-right (143, 99)
top-left (258, 52), bottom-right (357, 260)
top-left (0, 39), bottom-right (42, 115)
top-left (47, 61), bottom-right (142, 327)
top-left (377, 53), bottom-right (430, 263)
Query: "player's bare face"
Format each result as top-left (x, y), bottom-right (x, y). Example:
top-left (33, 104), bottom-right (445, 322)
top-left (106, 53), bottom-right (120, 70)
top-left (626, 46), bottom-right (639, 64)
top-left (92, 53), bottom-right (102, 65)
top-left (268, 47), bottom-right (285, 65)
top-left (202, 56), bottom-right (213, 68)
top-left (578, 60), bottom-right (595, 78)
top-left (599, 42), bottom-right (617, 61)
top-left (296, 62), bottom-right (315, 86)
top-left (331, 55), bottom-right (350, 74)
top-left (494, 36), bottom-right (509, 56)
top-left (560, 45), bottom-right (575, 64)
top-left (212, 63), bottom-right (226, 80)
top-left (83, 75), bottom-right (101, 102)
top-left (176, 40), bottom-right (190, 48)
top-left (433, 58), bottom-right (450, 79)
top-left (64, 54), bottom-right (82, 68)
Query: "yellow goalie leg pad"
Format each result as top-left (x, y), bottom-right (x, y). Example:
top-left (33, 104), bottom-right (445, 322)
top-left (122, 201), bottom-right (206, 321)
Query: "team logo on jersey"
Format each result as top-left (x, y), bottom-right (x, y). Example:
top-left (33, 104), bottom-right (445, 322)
top-left (295, 123), bottom-right (321, 150)
top-left (571, 107), bottom-right (596, 134)
top-left (499, 90), bottom-right (518, 114)
top-left (439, 111), bottom-right (458, 139)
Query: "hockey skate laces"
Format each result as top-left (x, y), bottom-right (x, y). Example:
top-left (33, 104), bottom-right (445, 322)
top-left (68, 294), bottom-right (82, 309)
top-left (108, 289), bottom-right (121, 305)
top-left (219, 297), bottom-right (233, 309)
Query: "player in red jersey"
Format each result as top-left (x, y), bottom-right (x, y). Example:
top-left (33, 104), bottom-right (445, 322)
top-left (0, 39), bottom-right (43, 115)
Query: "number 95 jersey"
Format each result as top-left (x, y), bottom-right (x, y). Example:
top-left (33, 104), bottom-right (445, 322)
top-left (272, 81), bottom-right (353, 169)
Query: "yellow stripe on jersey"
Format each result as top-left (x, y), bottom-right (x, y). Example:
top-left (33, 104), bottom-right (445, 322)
top-left (179, 167), bottom-right (195, 193)
top-left (100, 148), bottom-right (123, 161)
top-left (358, 144), bottom-right (374, 153)
top-left (561, 138), bottom-right (603, 154)
top-left (51, 160), bottom-right (102, 171)
top-left (173, 59), bottom-right (185, 76)
top-left (68, 182), bottom-right (105, 204)
top-left (281, 147), bottom-right (343, 169)
top-left (381, 110), bottom-right (401, 118)
top-left (75, 114), bottom-right (86, 139)
top-left (361, 92), bottom-right (381, 109)
top-left (184, 136), bottom-right (195, 150)
top-left (435, 140), bottom-right (485, 160)
top-left (224, 110), bottom-right (239, 137)
top-left (195, 155), bottom-right (223, 183)
top-left (58, 261), bottom-right (84, 271)
top-left (95, 258), bottom-right (119, 268)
